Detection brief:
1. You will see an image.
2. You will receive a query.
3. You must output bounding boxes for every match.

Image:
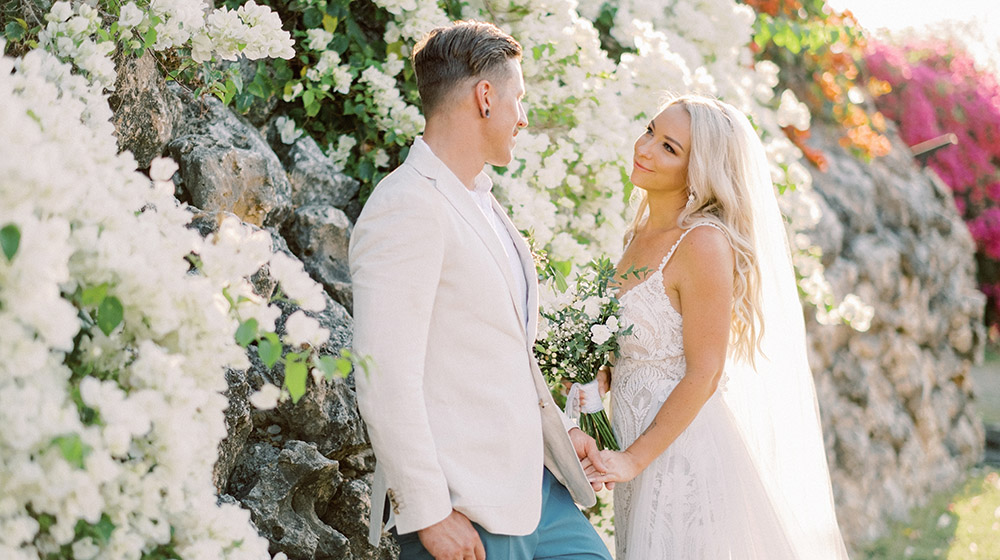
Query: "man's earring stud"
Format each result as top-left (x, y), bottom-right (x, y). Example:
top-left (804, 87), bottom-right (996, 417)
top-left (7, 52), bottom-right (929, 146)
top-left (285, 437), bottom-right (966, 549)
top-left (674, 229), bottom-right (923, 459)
top-left (484, 109), bottom-right (490, 118)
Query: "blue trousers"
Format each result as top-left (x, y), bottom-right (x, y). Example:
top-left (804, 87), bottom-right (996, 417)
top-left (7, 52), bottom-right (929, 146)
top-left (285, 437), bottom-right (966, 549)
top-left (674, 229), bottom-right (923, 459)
top-left (395, 469), bottom-right (611, 560)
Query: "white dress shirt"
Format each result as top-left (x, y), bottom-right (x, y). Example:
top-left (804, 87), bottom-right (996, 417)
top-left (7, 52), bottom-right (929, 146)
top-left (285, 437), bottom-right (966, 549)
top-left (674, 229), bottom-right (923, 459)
top-left (467, 175), bottom-right (529, 329)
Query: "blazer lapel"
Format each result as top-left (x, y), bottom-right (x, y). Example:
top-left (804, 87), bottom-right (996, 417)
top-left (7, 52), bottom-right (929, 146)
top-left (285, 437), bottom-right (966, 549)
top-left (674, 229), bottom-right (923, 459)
top-left (404, 142), bottom-right (527, 335)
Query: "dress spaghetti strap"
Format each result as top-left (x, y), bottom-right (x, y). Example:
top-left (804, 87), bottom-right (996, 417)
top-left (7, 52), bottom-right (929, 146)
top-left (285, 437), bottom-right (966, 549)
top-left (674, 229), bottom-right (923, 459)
top-left (657, 222), bottom-right (725, 272)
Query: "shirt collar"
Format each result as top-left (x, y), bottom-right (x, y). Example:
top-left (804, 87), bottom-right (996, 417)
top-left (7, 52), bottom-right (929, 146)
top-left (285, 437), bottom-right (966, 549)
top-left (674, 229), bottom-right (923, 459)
top-left (406, 137), bottom-right (493, 195)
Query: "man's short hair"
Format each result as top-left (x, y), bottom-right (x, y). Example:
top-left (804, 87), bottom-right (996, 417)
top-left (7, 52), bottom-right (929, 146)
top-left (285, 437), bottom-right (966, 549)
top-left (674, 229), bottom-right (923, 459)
top-left (411, 21), bottom-right (522, 117)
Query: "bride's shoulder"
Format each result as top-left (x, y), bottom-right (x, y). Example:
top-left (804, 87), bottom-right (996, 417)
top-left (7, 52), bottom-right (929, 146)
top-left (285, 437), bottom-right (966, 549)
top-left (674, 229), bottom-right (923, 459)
top-left (674, 224), bottom-right (735, 274)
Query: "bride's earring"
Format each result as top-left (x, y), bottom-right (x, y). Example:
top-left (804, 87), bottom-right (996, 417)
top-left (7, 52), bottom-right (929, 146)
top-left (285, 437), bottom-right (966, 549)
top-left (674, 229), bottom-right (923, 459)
top-left (686, 191), bottom-right (695, 208)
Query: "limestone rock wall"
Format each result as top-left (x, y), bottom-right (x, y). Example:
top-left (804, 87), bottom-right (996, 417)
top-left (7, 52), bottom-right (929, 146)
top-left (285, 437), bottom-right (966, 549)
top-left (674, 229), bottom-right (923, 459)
top-left (109, 51), bottom-right (987, 557)
top-left (802, 119), bottom-right (986, 548)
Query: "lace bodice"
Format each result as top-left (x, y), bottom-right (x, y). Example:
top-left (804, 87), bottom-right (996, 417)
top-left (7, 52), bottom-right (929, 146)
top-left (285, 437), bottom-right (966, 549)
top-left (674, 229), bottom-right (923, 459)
top-left (611, 224), bottom-right (721, 449)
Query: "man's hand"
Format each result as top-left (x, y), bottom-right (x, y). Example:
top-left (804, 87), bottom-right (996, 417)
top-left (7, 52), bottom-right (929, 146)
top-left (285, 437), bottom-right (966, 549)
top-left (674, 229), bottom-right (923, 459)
top-left (585, 449), bottom-right (643, 485)
top-left (568, 427), bottom-right (614, 491)
top-left (417, 510), bottom-right (485, 560)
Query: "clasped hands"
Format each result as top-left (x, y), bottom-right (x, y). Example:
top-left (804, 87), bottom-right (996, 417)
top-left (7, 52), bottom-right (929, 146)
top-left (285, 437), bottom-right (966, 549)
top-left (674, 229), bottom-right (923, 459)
top-left (577, 365), bottom-right (643, 487)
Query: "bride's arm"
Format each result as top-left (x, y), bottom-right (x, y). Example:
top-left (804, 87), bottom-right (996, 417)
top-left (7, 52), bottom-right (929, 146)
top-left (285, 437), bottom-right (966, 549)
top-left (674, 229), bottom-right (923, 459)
top-left (590, 227), bottom-right (735, 483)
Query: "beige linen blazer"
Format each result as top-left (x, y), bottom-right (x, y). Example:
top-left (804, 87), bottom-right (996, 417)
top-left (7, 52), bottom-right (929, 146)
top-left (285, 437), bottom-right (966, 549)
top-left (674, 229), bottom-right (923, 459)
top-left (350, 139), bottom-right (596, 546)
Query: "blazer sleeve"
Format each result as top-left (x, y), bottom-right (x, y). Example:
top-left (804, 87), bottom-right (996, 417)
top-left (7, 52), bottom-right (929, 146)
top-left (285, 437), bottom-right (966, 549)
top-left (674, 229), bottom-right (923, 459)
top-left (349, 182), bottom-right (453, 534)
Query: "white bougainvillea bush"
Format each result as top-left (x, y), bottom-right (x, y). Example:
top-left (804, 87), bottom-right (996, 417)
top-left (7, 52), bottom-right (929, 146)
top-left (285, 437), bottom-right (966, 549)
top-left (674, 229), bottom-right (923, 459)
top-left (0, 3), bottom-right (330, 553)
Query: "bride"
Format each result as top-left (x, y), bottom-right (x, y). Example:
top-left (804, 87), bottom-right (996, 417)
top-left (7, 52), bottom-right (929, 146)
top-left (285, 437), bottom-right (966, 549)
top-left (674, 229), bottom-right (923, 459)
top-left (581, 95), bottom-right (850, 559)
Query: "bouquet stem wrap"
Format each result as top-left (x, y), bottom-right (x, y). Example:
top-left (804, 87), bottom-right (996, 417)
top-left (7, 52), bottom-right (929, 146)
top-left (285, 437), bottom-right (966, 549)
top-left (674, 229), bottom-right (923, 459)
top-left (565, 380), bottom-right (619, 451)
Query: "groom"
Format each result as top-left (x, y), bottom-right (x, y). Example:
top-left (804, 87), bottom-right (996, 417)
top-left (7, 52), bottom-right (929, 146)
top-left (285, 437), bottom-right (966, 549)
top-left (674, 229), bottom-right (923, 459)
top-left (349, 20), bottom-right (612, 560)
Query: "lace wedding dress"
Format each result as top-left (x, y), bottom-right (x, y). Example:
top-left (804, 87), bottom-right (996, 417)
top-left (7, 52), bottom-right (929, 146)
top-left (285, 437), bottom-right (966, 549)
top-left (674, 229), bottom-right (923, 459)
top-left (610, 223), bottom-right (800, 559)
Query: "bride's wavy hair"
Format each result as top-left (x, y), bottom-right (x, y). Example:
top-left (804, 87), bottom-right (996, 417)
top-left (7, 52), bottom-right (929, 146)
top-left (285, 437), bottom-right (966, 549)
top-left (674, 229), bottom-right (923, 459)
top-left (625, 94), bottom-right (764, 364)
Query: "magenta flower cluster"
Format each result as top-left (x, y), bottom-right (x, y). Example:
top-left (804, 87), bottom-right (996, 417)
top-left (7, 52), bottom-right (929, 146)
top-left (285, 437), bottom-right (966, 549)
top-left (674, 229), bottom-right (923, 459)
top-left (866, 39), bottom-right (1000, 329)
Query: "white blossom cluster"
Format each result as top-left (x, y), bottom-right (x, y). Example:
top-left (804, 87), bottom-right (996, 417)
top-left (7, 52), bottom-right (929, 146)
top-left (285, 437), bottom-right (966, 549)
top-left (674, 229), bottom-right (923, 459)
top-left (0, 40), bottom-right (321, 558)
top-left (358, 62), bottom-right (425, 138)
top-left (306, 50), bottom-right (353, 93)
top-left (38, 1), bottom-right (117, 88)
top-left (302, 29), bottom-right (354, 94)
top-left (275, 115), bottom-right (303, 144)
top-left (375, 0), bottom-right (450, 46)
top-left (39, 0), bottom-right (293, 87)
top-left (196, 0), bottom-right (296, 63)
top-left (145, 0), bottom-right (294, 63)
top-left (327, 134), bottom-right (359, 172)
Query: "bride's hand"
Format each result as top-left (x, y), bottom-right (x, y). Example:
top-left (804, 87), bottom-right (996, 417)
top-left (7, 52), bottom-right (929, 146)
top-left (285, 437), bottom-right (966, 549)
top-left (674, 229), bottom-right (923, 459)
top-left (579, 365), bottom-right (611, 409)
top-left (597, 364), bottom-right (611, 396)
top-left (585, 449), bottom-right (643, 485)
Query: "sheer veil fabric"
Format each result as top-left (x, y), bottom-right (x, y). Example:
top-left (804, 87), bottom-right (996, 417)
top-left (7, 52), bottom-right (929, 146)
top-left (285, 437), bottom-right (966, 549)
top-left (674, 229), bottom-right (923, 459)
top-left (618, 102), bottom-right (849, 559)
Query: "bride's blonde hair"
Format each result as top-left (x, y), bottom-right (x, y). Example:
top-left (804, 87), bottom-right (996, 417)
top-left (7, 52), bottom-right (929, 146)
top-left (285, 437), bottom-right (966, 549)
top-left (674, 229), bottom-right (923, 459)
top-left (625, 94), bottom-right (764, 364)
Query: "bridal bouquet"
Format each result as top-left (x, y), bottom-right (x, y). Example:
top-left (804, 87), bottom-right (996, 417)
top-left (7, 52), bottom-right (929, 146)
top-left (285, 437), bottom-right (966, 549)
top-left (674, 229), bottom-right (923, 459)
top-left (533, 253), bottom-right (634, 450)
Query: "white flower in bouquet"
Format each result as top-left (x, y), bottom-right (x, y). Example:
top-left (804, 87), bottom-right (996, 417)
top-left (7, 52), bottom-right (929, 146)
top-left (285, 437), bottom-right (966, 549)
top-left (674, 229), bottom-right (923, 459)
top-left (589, 324), bottom-right (613, 345)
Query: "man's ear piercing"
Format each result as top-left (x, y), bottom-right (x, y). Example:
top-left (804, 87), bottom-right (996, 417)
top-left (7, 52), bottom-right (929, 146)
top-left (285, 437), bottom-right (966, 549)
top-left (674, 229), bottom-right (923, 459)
top-left (484, 109), bottom-right (490, 118)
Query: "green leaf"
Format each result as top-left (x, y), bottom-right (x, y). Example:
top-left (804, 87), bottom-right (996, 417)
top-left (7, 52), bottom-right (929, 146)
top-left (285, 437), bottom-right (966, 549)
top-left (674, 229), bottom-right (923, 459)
top-left (322, 13), bottom-right (339, 33)
top-left (53, 434), bottom-right (91, 469)
top-left (94, 514), bottom-right (115, 544)
top-left (302, 89), bottom-right (315, 109)
top-left (753, 24), bottom-right (772, 49)
top-left (358, 159), bottom-right (374, 182)
top-left (303, 7), bottom-right (322, 28)
top-left (257, 332), bottom-right (282, 368)
top-left (96, 296), bottom-right (124, 335)
top-left (247, 80), bottom-right (267, 98)
top-left (330, 34), bottom-right (349, 53)
top-left (230, 69), bottom-right (243, 92)
top-left (314, 355), bottom-right (338, 380)
top-left (284, 354), bottom-right (307, 403)
top-left (142, 26), bottom-right (157, 49)
top-left (223, 78), bottom-right (237, 105)
top-left (81, 283), bottom-right (109, 306)
top-left (336, 357), bottom-right (353, 376)
top-left (5, 21), bottom-right (25, 41)
top-left (1, 224), bottom-right (20, 261)
top-left (36, 513), bottom-right (55, 532)
top-left (235, 318), bottom-right (259, 347)
top-left (306, 99), bottom-right (321, 117)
